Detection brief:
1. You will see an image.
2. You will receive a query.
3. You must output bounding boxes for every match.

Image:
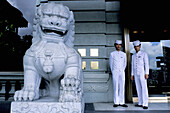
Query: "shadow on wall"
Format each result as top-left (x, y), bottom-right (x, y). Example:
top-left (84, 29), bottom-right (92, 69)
top-left (0, 101), bottom-right (11, 113)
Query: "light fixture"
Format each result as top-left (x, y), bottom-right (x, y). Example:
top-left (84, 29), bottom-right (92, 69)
top-left (133, 30), bottom-right (138, 33)
top-left (163, 29), bottom-right (167, 32)
top-left (141, 30), bottom-right (144, 33)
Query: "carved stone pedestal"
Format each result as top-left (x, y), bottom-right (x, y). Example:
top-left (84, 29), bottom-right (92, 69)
top-left (11, 97), bottom-right (84, 113)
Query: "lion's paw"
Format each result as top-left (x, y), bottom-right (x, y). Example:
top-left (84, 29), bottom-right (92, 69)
top-left (61, 78), bottom-right (80, 90)
top-left (14, 90), bottom-right (39, 101)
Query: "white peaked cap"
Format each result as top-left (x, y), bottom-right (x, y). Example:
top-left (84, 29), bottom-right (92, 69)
top-left (133, 40), bottom-right (141, 46)
top-left (115, 40), bottom-right (122, 44)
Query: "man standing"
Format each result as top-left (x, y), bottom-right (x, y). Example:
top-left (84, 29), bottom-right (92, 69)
top-left (109, 40), bottom-right (128, 107)
top-left (131, 40), bottom-right (149, 109)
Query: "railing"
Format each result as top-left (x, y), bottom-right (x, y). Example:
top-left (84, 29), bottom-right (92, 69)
top-left (0, 72), bottom-right (111, 101)
top-left (0, 72), bottom-right (24, 101)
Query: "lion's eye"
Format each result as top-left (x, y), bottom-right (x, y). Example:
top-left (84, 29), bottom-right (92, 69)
top-left (60, 18), bottom-right (67, 22)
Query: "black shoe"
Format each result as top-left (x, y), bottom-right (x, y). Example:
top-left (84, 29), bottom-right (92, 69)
top-left (113, 104), bottom-right (119, 107)
top-left (119, 104), bottom-right (128, 107)
top-left (135, 104), bottom-right (143, 107)
top-left (143, 106), bottom-right (148, 109)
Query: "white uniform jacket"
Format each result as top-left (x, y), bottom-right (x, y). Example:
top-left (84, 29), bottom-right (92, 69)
top-left (131, 51), bottom-right (149, 76)
top-left (109, 51), bottom-right (127, 72)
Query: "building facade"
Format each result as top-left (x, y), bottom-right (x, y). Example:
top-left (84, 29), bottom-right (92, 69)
top-left (1, 0), bottom-right (170, 103)
top-left (36, 0), bottom-right (122, 103)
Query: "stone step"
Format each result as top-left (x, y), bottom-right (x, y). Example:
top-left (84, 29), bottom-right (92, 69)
top-left (0, 102), bottom-right (170, 113)
top-left (133, 97), bottom-right (168, 103)
top-left (95, 111), bottom-right (170, 113)
top-left (93, 103), bottom-right (170, 112)
top-left (84, 73), bottom-right (109, 83)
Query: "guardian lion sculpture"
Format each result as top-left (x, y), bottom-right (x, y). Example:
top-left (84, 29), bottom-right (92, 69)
top-left (14, 3), bottom-right (83, 103)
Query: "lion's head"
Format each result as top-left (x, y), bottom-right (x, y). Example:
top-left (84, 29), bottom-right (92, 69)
top-left (32, 3), bottom-right (75, 48)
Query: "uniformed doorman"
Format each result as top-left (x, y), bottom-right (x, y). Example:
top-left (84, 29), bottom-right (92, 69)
top-left (109, 40), bottom-right (128, 107)
top-left (131, 40), bottom-right (149, 109)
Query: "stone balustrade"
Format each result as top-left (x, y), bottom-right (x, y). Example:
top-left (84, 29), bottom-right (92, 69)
top-left (0, 72), bottom-right (24, 101)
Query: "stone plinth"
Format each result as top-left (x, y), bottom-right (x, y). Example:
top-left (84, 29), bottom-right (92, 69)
top-left (11, 97), bottom-right (84, 113)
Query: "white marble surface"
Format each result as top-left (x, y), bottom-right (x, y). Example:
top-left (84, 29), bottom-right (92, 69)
top-left (11, 101), bottom-right (83, 113)
top-left (94, 102), bottom-right (170, 111)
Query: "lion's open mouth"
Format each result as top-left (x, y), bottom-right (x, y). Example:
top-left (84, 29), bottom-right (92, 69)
top-left (41, 26), bottom-right (68, 37)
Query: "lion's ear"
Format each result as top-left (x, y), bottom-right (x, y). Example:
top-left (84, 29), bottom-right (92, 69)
top-left (64, 11), bottom-right (75, 48)
top-left (37, 3), bottom-right (45, 17)
top-left (68, 11), bottom-right (74, 23)
top-left (37, 6), bottom-right (42, 17)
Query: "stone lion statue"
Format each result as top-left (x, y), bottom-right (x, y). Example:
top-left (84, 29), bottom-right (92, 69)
top-left (14, 3), bottom-right (83, 103)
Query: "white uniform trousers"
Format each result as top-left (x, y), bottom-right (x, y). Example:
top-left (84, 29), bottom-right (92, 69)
top-left (112, 70), bottom-right (125, 105)
top-left (135, 75), bottom-right (148, 106)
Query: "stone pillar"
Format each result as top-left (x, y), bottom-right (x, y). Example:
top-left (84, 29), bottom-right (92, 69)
top-left (0, 81), bottom-right (6, 101)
